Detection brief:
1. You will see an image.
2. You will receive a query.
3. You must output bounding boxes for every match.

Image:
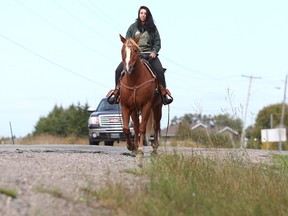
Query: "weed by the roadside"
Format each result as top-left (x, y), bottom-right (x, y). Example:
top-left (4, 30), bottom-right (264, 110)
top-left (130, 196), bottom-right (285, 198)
top-left (35, 186), bottom-right (64, 198)
top-left (272, 154), bottom-right (288, 176)
top-left (0, 188), bottom-right (17, 198)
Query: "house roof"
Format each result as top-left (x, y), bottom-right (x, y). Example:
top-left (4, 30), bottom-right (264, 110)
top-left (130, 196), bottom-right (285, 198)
top-left (161, 122), bottom-right (240, 137)
top-left (191, 122), bottom-right (208, 130)
top-left (218, 126), bottom-right (239, 135)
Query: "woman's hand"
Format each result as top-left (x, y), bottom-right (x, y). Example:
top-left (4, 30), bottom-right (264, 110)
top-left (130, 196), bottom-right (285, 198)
top-left (149, 53), bottom-right (157, 59)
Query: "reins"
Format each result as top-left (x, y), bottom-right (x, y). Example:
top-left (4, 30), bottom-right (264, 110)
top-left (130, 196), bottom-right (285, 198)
top-left (120, 77), bottom-right (156, 113)
top-left (120, 77), bottom-right (155, 90)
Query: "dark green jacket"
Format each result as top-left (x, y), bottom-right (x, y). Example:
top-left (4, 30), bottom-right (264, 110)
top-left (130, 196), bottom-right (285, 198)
top-left (126, 22), bottom-right (161, 54)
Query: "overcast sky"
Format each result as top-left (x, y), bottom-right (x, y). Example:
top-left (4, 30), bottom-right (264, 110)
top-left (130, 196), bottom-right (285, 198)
top-left (1, 0), bottom-right (287, 137)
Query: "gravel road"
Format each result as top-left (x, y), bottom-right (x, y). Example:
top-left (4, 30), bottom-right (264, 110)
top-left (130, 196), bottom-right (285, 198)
top-left (0, 144), bottom-right (287, 216)
top-left (0, 145), bottom-right (145, 216)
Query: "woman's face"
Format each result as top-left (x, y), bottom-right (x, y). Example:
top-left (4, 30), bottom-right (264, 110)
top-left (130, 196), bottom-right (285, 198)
top-left (139, 9), bottom-right (147, 23)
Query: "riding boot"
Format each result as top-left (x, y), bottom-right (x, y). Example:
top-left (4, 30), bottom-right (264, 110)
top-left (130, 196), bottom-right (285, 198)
top-left (160, 86), bottom-right (173, 105)
top-left (106, 86), bottom-right (120, 104)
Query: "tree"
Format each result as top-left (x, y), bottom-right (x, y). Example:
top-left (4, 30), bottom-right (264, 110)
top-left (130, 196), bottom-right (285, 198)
top-left (244, 103), bottom-right (288, 149)
top-left (250, 103), bottom-right (288, 139)
top-left (33, 102), bottom-right (90, 137)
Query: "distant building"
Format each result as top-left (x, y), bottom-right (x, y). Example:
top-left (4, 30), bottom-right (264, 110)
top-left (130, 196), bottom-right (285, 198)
top-left (160, 124), bottom-right (179, 139)
top-left (161, 122), bottom-right (239, 141)
top-left (191, 122), bottom-right (208, 130)
top-left (218, 126), bottom-right (240, 140)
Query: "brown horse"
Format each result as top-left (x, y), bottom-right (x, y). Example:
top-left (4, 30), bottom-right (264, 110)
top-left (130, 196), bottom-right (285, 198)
top-left (119, 34), bottom-right (163, 157)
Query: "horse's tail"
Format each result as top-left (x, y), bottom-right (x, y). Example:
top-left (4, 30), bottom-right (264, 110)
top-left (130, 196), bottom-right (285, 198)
top-left (146, 110), bottom-right (154, 143)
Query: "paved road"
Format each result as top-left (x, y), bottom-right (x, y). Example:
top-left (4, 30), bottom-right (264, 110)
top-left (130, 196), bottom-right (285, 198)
top-left (0, 144), bottom-right (135, 154)
top-left (1, 144), bottom-right (287, 158)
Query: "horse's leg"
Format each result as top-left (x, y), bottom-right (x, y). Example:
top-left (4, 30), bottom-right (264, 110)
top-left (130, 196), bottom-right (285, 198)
top-left (121, 107), bottom-right (133, 151)
top-left (131, 111), bottom-right (139, 151)
top-left (152, 104), bottom-right (162, 155)
top-left (137, 105), bottom-right (152, 157)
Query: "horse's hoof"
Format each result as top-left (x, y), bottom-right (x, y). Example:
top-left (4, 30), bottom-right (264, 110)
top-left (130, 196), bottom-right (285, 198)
top-left (136, 149), bottom-right (144, 158)
top-left (127, 145), bottom-right (132, 151)
top-left (131, 150), bottom-right (137, 157)
top-left (152, 143), bottom-right (159, 150)
top-left (127, 144), bottom-right (136, 151)
top-left (151, 149), bottom-right (158, 157)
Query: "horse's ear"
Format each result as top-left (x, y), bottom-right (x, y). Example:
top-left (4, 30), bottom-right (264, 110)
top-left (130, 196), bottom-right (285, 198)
top-left (134, 35), bottom-right (140, 44)
top-left (120, 34), bottom-right (126, 44)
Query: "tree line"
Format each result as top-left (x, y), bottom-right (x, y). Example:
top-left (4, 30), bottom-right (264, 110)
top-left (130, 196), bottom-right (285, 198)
top-left (33, 103), bottom-right (90, 137)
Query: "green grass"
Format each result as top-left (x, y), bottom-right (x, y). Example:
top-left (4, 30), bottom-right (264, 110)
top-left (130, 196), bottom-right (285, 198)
top-left (89, 152), bottom-right (288, 216)
top-left (271, 154), bottom-right (288, 176)
top-left (35, 186), bottom-right (64, 198)
top-left (0, 188), bottom-right (17, 198)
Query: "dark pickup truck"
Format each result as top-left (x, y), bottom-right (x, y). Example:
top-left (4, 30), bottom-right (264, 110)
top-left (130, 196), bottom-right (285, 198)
top-left (88, 98), bottom-right (134, 146)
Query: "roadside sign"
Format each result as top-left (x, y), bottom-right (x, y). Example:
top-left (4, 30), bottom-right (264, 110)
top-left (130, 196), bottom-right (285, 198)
top-left (261, 128), bottom-right (286, 142)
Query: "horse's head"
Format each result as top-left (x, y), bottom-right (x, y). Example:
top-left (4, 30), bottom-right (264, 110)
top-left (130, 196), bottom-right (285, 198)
top-left (120, 34), bottom-right (141, 74)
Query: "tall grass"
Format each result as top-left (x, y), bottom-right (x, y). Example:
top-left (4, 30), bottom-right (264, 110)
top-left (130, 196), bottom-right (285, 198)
top-left (16, 134), bottom-right (88, 145)
top-left (93, 152), bottom-right (288, 216)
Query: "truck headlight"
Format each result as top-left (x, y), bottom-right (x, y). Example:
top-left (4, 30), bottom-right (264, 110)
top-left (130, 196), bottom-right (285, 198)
top-left (89, 116), bottom-right (99, 125)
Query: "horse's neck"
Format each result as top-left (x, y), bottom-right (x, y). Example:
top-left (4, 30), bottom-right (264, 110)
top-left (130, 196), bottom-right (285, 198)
top-left (127, 59), bottom-right (152, 84)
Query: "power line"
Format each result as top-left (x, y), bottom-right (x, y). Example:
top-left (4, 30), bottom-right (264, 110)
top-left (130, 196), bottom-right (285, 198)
top-left (82, 0), bottom-right (125, 33)
top-left (13, 0), bottom-right (249, 85)
top-left (14, 0), bottom-right (115, 62)
top-left (0, 33), bottom-right (110, 89)
top-left (52, 0), bottom-right (117, 47)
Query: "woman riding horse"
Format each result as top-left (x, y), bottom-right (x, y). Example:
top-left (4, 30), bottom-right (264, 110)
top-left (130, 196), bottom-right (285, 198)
top-left (119, 34), bottom-right (163, 156)
top-left (107, 6), bottom-right (173, 105)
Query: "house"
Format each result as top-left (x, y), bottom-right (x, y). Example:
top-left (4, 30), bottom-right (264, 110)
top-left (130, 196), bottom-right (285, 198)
top-left (191, 122), bottom-right (208, 131)
top-left (160, 122), bottom-right (239, 141)
top-left (218, 126), bottom-right (240, 140)
top-left (160, 124), bottom-right (179, 139)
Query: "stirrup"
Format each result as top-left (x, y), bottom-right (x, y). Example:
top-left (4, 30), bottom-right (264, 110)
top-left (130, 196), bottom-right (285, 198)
top-left (106, 89), bottom-right (120, 104)
top-left (106, 89), bottom-right (114, 98)
top-left (162, 94), bottom-right (173, 105)
top-left (160, 88), bottom-right (173, 105)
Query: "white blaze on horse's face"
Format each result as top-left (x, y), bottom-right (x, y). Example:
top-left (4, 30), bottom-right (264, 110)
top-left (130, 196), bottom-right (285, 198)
top-left (125, 46), bottom-right (131, 73)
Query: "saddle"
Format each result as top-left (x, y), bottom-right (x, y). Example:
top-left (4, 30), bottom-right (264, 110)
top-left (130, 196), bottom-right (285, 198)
top-left (139, 52), bottom-right (167, 74)
top-left (138, 54), bottom-right (172, 104)
top-left (118, 52), bottom-right (158, 81)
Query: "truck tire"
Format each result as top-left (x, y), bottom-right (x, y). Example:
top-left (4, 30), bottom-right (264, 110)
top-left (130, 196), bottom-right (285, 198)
top-left (104, 141), bottom-right (114, 146)
top-left (89, 139), bottom-right (100, 145)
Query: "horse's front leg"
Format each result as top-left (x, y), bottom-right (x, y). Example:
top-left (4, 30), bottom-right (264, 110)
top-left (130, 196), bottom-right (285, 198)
top-left (131, 111), bottom-right (139, 151)
top-left (121, 107), bottom-right (134, 151)
top-left (138, 106), bottom-right (151, 156)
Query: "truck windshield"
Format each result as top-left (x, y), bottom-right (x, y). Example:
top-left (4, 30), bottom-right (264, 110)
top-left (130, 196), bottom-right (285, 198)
top-left (97, 99), bottom-right (121, 112)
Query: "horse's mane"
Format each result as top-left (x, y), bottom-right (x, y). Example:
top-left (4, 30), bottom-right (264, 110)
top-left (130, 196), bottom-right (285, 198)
top-left (126, 38), bottom-right (141, 51)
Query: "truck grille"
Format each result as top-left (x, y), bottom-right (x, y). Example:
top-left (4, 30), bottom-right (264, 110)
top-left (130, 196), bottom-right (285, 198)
top-left (100, 114), bottom-right (123, 126)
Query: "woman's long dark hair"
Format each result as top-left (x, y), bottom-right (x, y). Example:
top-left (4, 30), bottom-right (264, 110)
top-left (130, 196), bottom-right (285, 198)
top-left (136, 6), bottom-right (156, 33)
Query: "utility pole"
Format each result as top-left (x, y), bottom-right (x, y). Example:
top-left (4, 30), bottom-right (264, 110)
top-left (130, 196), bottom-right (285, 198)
top-left (240, 75), bottom-right (261, 148)
top-left (279, 74), bottom-right (287, 151)
top-left (9, 121), bottom-right (15, 144)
